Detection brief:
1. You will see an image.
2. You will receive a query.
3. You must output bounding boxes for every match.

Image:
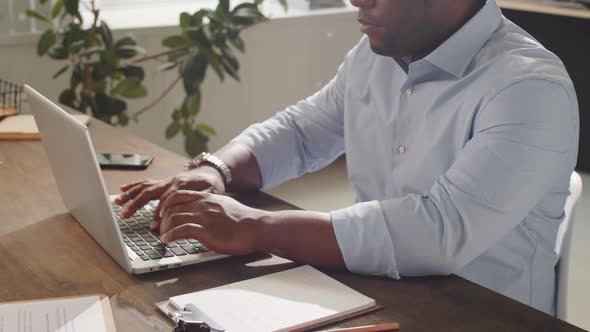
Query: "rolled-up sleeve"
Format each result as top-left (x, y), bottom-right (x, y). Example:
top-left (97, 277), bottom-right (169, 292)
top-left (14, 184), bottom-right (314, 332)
top-left (231, 42), bottom-right (366, 189)
top-left (331, 79), bottom-right (578, 278)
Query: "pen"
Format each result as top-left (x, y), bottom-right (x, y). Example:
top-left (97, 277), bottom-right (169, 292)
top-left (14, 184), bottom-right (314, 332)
top-left (317, 322), bottom-right (400, 332)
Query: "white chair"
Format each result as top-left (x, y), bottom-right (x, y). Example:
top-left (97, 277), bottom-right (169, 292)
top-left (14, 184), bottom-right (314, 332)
top-left (555, 171), bottom-right (583, 321)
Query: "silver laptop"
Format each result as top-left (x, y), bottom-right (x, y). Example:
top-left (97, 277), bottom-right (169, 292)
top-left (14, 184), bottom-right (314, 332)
top-left (25, 85), bottom-right (228, 274)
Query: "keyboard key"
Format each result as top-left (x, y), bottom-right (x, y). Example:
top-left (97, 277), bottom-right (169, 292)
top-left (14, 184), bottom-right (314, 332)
top-left (139, 255), bottom-right (149, 261)
top-left (131, 237), bottom-right (143, 243)
top-left (170, 247), bottom-right (187, 256)
top-left (175, 239), bottom-right (187, 244)
top-left (132, 248), bottom-right (143, 254)
top-left (162, 250), bottom-right (174, 258)
top-left (196, 246), bottom-right (209, 252)
top-left (187, 239), bottom-right (199, 244)
top-left (139, 244), bottom-right (151, 250)
top-left (144, 249), bottom-right (162, 259)
top-left (180, 244), bottom-right (198, 254)
top-left (147, 240), bottom-right (160, 246)
top-left (153, 243), bottom-right (166, 251)
top-left (166, 243), bottom-right (179, 248)
top-left (135, 240), bottom-right (147, 246)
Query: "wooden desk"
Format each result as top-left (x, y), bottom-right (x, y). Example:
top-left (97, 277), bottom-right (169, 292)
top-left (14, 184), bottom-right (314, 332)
top-left (0, 120), bottom-right (585, 332)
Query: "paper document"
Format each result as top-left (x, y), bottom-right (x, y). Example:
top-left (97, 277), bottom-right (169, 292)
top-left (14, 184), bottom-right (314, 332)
top-left (0, 114), bottom-right (90, 139)
top-left (162, 265), bottom-right (376, 332)
top-left (0, 296), bottom-right (108, 332)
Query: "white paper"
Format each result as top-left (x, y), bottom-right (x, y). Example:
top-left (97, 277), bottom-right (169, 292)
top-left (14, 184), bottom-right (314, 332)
top-left (0, 296), bottom-right (107, 332)
top-left (0, 114), bottom-right (90, 134)
top-left (169, 265), bottom-right (375, 332)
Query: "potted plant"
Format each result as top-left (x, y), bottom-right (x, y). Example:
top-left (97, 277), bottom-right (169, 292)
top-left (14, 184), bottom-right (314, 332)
top-left (27, 0), bottom-right (286, 155)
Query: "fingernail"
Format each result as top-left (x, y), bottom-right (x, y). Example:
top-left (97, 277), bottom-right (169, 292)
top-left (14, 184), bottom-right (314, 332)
top-left (160, 234), bottom-right (169, 243)
top-left (150, 222), bottom-right (158, 230)
top-left (159, 209), bottom-right (164, 218)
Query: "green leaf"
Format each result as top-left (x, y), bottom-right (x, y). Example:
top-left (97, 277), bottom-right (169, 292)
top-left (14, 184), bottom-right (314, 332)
top-left (231, 3), bottom-right (266, 25)
top-left (48, 45), bottom-right (68, 59)
top-left (278, 0), bottom-right (288, 11)
top-left (99, 22), bottom-right (113, 49)
top-left (26, 9), bottom-right (50, 23)
top-left (120, 65), bottom-right (145, 81)
top-left (186, 28), bottom-right (211, 49)
top-left (180, 12), bottom-right (192, 29)
top-left (117, 113), bottom-right (129, 126)
top-left (167, 49), bottom-right (190, 63)
top-left (183, 92), bottom-right (201, 116)
top-left (184, 129), bottom-right (209, 157)
top-left (181, 53), bottom-right (208, 94)
top-left (62, 23), bottom-right (86, 49)
top-left (95, 93), bottom-right (127, 115)
top-left (217, 0), bottom-right (230, 15)
top-left (58, 89), bottom-right (76, 108)
top-left (113, 78), bottom-right (147, 98)
top-left (197, 123), bottom-right (216, 136)
top-left (52, 64), bottom-right (70, 79)
top-left (162, 35), bottom-right (187, 48)
top-left (220, 48), bottom-right (240, 81)
top-left (37, 29), bottom-right (57, 56)
top-left (63, 0), bottom-right (80, 17)
top-left (63, 0), bottom-right (82, 23)
top-left (90, 80), bottom-right (107, 93)
top-left (114, 35), bottom-right (137, 49)
top-left (51, 0), bottom-right (64, 19)
top-left (68, 40), bottom-right (85, 53)
top-left (116, 45), bottom-right (144, 59)
top-left (78, 46), bottom-right (103, 57)
top-left (91, 64), bottom-right (109, 81)
top-left (228, 35), bottom-right (245, 52)
top-left (70, 64), bottom-right (82, 89)
top-left (159, 62), bottom-right (177, 71)
top-left (206, 50), bottom-right (225, 82)
top-left (165, 121), bottom-right (181, 139)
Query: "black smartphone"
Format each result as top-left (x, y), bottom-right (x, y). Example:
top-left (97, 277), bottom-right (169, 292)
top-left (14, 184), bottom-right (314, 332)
top-left (97, 153), bottom-right (154, 170)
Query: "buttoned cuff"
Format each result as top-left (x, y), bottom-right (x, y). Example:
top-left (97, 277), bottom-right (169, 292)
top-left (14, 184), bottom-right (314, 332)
top-left (331, 201), bottom-right (400, 279)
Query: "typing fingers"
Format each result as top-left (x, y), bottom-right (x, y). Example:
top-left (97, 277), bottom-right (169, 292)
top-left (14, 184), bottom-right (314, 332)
top-left (160, 212), bottom-right (201, 235)
top-left (159, 190), bottom-right (208, 219)
top-left (119, 179), bottom-right (148, 192)
top-left (153, 185), bottom-right (179, 224)
top-left (161, 223), bottom-right (208, 244)
top-left (115, 182), bottom-right (148, 205)
top-left (121, 182), bottom-right (168, 218)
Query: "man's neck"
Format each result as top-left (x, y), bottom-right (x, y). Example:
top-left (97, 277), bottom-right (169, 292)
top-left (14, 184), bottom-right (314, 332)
top-left (412, 0), bottom-right (486, 60)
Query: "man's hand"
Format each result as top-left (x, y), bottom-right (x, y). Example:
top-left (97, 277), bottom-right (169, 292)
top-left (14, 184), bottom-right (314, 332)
top-left (158, 190), bottom-right (266, 256)
top-left (115, 166), bottom-right (225, 230)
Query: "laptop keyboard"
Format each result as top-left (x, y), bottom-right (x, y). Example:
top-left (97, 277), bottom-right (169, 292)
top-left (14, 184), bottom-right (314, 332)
top-left (112, 201), bottom-right (209, 261)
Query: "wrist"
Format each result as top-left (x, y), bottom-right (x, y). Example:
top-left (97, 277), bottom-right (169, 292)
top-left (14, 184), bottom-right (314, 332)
top-left (249, 210), bottom-right (278, 253)
top-left (185, 152), bottom-right (232, 188)
top-left (189, 165), bottom-right (226, 193)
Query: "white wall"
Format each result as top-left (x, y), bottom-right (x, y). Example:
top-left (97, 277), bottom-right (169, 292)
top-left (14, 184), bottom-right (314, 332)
top-left (0, 11), bottom-right (361, 156)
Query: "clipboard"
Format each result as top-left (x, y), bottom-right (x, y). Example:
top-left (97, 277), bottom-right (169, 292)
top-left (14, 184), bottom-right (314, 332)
top-left (156, 266), bottom-right (383, 332)
top-left (157, 299), bottom-right (382, 332)
top-left (0, 294), bottom-right (117, 332)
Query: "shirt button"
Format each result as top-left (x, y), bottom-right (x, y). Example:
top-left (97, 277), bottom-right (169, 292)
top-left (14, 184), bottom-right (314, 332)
top-left (398, 145), bottom-right (407, 154)
top-left (405, 88), bottom-right (413, 96)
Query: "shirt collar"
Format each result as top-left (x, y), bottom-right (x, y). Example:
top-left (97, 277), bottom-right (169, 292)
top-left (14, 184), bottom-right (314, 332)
top-left (423, 0), bottom-right (502, 77)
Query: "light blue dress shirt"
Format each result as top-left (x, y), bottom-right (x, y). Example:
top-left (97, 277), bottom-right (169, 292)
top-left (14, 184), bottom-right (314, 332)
top-left (233, 0), bottom-right (579, 315)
